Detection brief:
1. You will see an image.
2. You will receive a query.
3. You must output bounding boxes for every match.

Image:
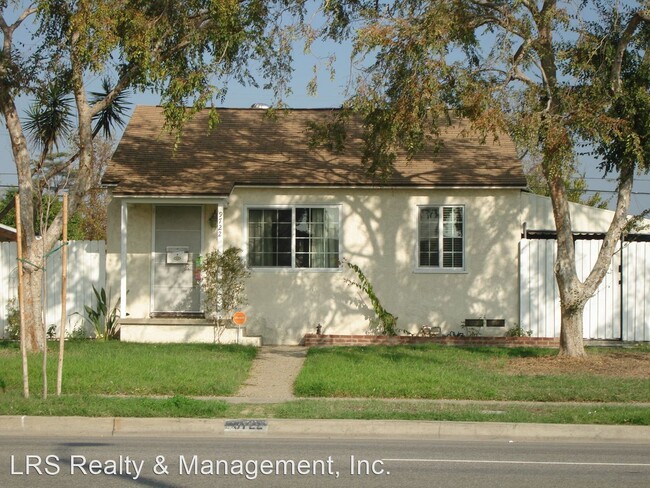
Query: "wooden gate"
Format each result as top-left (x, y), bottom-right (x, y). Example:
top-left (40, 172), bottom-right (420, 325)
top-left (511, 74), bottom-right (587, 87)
top-left (520, 238), bottom-right (649, 341)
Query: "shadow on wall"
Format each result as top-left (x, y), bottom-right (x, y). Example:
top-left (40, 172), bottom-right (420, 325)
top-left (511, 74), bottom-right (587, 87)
top-left (242, 189), bottom-right (522, 344)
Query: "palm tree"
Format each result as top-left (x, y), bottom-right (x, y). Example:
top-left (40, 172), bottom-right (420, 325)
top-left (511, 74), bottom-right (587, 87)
top-left (23, 78), bottom-right (74, 167)
top-left (91, 77), bottom-right (131, 138)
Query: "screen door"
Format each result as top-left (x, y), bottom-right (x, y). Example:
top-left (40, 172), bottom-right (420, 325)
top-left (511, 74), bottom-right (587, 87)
top-left (152, 206), bottom-right (202, 313)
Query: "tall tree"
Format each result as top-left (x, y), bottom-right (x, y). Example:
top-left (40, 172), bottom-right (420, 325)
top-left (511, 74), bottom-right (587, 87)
top-left (320, 0), bottom-right (649, 357)
top-left (526, 165), bottom-right (609, 209)
top-left (1, 0), bottom-right (304, 352)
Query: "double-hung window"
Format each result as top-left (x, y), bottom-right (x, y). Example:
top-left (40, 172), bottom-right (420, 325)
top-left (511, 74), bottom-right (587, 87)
top-left (247, 206), bottom-right (340, 269)
top-left (418, 205), bottom-right (464, 270)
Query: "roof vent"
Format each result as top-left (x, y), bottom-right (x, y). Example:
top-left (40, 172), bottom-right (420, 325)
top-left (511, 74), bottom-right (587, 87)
top-left (251, 103), bottom-right (270, 109)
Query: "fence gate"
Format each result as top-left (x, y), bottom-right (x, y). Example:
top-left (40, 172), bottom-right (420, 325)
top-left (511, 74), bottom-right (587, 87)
top-left (520, 238), bottom-right (650, 341)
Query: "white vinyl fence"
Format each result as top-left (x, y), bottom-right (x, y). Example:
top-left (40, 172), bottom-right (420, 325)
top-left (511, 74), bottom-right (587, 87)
top-left (0, 240), bottom-right (106, 338)
top-left (520, 238), bottom-right (650, 341)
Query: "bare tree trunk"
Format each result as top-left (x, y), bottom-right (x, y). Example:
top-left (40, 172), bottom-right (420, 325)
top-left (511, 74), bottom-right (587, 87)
top-left (546, 169), bottom-right (588, 357)
top-left (559, 305), bottom-right (586, 357)
top-left (21, 259), bottom-right (46, 353)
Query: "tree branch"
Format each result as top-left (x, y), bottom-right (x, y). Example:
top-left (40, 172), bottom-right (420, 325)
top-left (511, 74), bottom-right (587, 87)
top-left (0, 4), bottom-right (37, 35)
top-left (610, 11), bottom-right (648, 93)
top-left (89, 11), bottom-right (217, 117)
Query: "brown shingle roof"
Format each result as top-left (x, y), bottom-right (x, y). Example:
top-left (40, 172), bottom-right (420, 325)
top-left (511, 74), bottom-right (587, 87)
top-left (104, 106), bottom-right (526, 195)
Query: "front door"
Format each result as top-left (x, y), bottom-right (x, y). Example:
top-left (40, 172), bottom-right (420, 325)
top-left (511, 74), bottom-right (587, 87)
top-left (152, 206), bottom-right (202, 314)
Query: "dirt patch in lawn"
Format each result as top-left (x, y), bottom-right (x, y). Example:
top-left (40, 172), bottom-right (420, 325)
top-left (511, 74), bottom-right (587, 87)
top-left (507, 350), bottom-right (650, 379)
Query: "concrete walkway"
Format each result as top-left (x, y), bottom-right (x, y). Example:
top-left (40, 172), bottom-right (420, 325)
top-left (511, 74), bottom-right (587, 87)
top-left (232, 346), bottom-right (308, 403)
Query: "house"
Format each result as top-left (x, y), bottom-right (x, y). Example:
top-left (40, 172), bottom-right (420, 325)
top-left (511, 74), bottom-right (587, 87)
top-left (104, 105), bottom-right (643, 345)
top-left (104, 105), bottom-right (528, 344)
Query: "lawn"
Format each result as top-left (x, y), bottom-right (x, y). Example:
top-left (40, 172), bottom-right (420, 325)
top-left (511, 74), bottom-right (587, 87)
top-left (1, 341), bottom-right (649, 425)
top-left (0, 340), bottom-right (257, 396)
top-left (293, 344), bottom-right (650, 403)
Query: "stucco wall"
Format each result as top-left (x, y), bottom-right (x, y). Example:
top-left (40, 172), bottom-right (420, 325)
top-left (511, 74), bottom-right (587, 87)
top-left (107, 188), bottom-right (523, 344)
top-left (106, 201), bottom-right (153, 318)
top-left (228, 187), bottom-right (522, 344)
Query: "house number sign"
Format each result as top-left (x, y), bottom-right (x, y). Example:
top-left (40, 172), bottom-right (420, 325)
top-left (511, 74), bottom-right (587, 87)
top-left (217, 210), bottom-right (224, 239)
top-left (225, 419), bottom-right (268, 432)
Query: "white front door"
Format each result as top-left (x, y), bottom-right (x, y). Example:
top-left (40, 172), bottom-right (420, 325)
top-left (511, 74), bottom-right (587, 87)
top-left (152, 206), bottom-right (202, 314)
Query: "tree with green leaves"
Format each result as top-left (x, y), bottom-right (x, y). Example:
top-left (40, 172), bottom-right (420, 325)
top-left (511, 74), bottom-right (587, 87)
top-left (526, 165), bottom-right (609, 209)
top-left (317, 0), bottom-right (649, 357)
top-left (1, 0), bottom-right (305, 352)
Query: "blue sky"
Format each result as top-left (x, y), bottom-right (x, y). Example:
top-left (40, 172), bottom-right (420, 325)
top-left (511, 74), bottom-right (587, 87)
top-left (1, 5), bottom-right (649, 215)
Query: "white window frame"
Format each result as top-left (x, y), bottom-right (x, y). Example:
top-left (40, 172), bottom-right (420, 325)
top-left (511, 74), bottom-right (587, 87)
top-left (415, 204), bottom-right (466, 273)
top-left (244, 204), bottom-right (342, 272)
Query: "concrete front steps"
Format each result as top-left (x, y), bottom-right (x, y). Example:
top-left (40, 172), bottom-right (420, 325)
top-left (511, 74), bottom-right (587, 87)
top-left (119, 318), bottom-right (262, 346)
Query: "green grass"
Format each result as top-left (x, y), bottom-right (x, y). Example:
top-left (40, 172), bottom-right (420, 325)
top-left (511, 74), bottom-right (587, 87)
top-left (1, 395), bottom-right (647, 425)
top-left (0, 341), bottom-right (257, 396)
top-left (1, 341), bottom-right (649, 425)
top-left (0, 393), bottom-right (229, 418)
top-left (271, 399), bottom-right (650, 425)
top-left (294, 345), bottom-right (650, 402)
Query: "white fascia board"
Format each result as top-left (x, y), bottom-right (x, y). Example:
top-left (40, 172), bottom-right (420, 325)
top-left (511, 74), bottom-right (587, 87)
top-left (232, 184), bottom-right (527, 191)
top-left (0, 223), bottom-right (17, 233)
top-left (111, 195), bottom-right (230, 205)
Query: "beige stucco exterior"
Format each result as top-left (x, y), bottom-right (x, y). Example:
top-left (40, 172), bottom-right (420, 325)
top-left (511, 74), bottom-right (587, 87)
top-left (107, 186), bottom-right (526, 344)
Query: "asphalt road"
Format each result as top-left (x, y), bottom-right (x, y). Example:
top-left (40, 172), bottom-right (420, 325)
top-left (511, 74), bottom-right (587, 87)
top-left (2, 435), bottom-right (649, 488)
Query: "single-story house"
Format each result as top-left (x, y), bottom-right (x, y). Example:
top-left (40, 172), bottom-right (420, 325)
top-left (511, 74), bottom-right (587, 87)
top-left (102, 105), bottom-right (645, 345)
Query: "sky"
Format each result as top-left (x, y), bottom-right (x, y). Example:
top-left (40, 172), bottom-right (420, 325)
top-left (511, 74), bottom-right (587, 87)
top-left (1, 5), bottom-right (650, 215)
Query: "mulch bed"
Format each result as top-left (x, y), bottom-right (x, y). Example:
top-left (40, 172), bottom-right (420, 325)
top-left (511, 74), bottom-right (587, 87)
top-left (507, 350), bottom-right (650, 379)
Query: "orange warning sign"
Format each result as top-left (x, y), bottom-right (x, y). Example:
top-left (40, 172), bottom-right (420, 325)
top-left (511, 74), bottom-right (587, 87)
top-left (232, 311), bottom-right (247, 326)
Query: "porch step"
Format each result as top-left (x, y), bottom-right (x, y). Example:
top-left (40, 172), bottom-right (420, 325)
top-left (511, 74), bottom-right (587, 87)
top-left (118, 318), bottom-right (262, 346)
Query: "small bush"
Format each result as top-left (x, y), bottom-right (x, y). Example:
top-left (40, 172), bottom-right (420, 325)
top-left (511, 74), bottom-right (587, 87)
top-left (507, 324), bottom-right (533, 337)
top-left (79, 286), bottom-right (120, 340)
top-left (3, 299), bottom-right (20, 340)
top-left (199, 247), bottom-right (250, 326)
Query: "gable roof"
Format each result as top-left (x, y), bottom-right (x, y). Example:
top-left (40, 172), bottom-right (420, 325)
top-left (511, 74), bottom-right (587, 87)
top-left (104, 106), bottom-right (526, 196)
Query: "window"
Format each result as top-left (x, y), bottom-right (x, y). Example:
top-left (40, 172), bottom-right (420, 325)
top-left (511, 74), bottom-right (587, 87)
top-left (418, 206), bottom-right (464, 270)
top-left (247, 207), bottom-right (340, 269)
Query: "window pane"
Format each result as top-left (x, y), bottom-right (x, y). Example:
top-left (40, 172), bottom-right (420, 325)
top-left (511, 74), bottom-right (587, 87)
top-left (419, 206), bottom-right (463, 269)
top-left (248, 208), bottom-right (292, 268)
top-left (296, 207), bottom-right (339, 269)
top-left (251, 207), bottom-right (339, 269)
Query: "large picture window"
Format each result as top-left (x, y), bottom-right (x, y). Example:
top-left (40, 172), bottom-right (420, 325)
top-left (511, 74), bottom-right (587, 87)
top-left (418, 206), bottom-right (464, 270)
top-left (247, 207), bottom-right (340, 269)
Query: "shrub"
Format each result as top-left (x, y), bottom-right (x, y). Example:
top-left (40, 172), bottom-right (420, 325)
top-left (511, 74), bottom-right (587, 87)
top-left (507, 324), bottom-right (533, 337)
top-left (3, 299), bottom-right (20, 340)
top-left (199, 247), bottom-right (250, 326)
top-left (80, 286), bottom-right (120, 340)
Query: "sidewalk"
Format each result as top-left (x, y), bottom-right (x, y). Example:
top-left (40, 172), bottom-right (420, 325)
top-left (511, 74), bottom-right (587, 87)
top-left (2, 415), bottom-right (649, 443)
top-left (230, 346), bottom-right (308, 403)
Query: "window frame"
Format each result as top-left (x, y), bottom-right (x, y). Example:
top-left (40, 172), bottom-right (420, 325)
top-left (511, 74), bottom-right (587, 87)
top-left (245, 204), bottom-right (342, 272)
top-left (415, 204), bottom-right (466, 273)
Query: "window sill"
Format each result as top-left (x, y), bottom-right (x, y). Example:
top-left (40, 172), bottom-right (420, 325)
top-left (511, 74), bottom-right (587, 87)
top-left (249, 267), bottom-right (343, 274)
top-left (413, 267), bottom-right (468, 274)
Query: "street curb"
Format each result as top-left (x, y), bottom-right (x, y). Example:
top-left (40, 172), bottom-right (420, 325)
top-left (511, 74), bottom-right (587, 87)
top-left (1, 416), bottom-right (649, 443)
